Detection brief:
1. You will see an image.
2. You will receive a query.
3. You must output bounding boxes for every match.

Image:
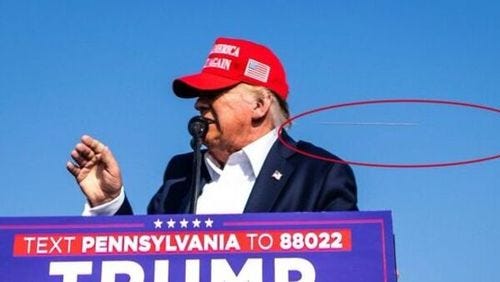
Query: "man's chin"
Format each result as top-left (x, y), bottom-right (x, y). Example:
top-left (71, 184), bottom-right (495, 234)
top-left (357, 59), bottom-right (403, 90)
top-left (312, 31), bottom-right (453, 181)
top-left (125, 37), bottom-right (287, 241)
top-left (202, 135), bottom-right (217, 149)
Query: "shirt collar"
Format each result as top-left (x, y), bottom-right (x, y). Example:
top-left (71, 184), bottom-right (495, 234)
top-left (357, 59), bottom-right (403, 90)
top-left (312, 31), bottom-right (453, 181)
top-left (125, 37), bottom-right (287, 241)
top-left (242, 129), bottom-right (278, 177)
top-left (204, 129), bottom-right (278, 179)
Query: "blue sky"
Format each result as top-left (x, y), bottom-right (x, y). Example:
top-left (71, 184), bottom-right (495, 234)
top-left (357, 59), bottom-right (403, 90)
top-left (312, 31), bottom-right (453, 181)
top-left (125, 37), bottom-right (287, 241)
top-left (1, 1), bottom-right (499, 281)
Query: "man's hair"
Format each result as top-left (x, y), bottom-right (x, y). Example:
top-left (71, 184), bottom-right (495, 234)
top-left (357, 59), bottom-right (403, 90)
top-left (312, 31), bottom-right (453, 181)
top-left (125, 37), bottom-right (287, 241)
top-left (240, 83), bottom-right (290, 128)
top-left (270, 92), bottom-right (290, 128)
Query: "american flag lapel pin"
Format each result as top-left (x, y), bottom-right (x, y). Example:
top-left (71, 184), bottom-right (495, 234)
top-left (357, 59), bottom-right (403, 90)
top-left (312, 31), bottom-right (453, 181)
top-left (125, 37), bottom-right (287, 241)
top-left (272, 170), bottom-right (283, 181)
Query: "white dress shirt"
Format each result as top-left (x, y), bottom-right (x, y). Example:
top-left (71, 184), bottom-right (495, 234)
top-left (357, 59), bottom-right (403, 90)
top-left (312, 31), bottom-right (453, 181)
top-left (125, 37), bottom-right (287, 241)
top-left (82, 129), bottom-right (278, 216)
top-left (196, 129), bottom-right (277, 214)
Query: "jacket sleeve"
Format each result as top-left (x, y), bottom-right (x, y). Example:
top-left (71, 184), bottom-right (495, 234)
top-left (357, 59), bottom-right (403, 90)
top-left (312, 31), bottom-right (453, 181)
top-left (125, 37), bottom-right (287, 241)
top-left (114, 195), bottom-right (134, 215)
top-left (147, 153), bottom-right (193, 214)
top-left (319, 162), bottom-right (358, 211)
top-left (294, 140), bottom-right (358, 212)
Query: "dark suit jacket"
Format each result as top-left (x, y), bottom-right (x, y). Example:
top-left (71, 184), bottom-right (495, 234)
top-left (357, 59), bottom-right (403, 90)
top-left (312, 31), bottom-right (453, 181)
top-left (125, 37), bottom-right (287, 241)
top-left (116, 132), bottom-right (357, 214)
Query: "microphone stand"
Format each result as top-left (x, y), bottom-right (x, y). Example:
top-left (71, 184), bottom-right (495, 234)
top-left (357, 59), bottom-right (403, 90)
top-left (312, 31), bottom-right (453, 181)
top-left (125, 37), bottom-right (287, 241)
top-left (187, 116), bottom-right (209, 214)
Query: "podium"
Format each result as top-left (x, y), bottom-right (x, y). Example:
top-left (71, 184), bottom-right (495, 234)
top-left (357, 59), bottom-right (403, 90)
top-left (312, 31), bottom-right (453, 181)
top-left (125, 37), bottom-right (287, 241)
top-left (0, 211), bottom-right (396, 281)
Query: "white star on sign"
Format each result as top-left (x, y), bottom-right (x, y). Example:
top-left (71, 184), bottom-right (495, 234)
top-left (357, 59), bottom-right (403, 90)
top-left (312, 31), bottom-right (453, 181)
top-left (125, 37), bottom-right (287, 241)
top-left (192, 218), bottom-right (201, 228)
top-left (180, 218), bottom-right (189, 228)
top-left (205, 218), bottom-right (214, 228)
top-left (166, 218), bottom-right (176, 228)
top-left (153, 218), bottom-right (163, 229)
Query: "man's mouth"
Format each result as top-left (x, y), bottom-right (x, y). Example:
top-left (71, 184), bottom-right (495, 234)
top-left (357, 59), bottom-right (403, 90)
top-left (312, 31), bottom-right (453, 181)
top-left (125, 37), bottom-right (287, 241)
top-left (202, 117), bottom-right (216, 124)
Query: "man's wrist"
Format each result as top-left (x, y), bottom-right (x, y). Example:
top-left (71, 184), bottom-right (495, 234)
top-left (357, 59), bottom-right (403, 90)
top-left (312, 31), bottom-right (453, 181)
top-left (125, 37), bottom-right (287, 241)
top-left (82, 187), bottom-right (125, 216)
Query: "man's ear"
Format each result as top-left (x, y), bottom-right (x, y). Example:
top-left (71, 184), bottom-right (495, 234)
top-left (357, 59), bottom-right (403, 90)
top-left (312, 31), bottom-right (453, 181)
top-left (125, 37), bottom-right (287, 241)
top-left (251, 93), bottom-right (272, 120)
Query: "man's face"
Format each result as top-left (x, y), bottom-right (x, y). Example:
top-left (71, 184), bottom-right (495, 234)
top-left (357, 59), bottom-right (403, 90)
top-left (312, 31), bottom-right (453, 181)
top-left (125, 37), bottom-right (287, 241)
top-left (194, 84), bottom-right (255, 153)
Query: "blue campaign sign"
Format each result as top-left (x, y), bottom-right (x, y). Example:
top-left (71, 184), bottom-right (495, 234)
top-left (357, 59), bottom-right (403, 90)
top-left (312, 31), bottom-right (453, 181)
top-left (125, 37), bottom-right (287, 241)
top-left (0, 211), bottom-right (396, 282)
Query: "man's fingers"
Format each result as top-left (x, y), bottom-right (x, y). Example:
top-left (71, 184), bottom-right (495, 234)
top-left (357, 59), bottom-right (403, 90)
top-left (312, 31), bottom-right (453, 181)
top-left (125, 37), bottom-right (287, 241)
top-left (80, 135), bottom-right (119, 172)
top-left (81, 135), bottom-right (106, 154)
top-left (66, 161), bottom-right (80, 177)
top-left (73, 134), bottom-right (120, 175)
top-left (99, 146), bottom-right (119, 169)
top-left (71, 149), bottom-right (89, 167)
top-left (67, 135), bottom-right (123, 197)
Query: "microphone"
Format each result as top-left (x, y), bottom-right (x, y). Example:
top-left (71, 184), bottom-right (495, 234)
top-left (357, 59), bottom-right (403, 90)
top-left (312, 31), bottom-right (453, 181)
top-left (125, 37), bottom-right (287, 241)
top-left (187, 116), bottom-right (210, 214)
top-left (188, 116), bottom-right (210, 150)
top-left (188, 116), bottom-right (210, 140)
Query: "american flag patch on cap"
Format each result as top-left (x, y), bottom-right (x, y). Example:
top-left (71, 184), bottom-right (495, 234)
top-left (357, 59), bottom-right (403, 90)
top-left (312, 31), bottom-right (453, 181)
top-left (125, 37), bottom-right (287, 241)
top-left (244, 59), bottom-right (270, 83)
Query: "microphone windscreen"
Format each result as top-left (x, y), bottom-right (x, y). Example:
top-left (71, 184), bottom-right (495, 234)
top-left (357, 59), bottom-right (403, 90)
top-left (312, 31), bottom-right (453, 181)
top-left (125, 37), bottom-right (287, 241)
top-left (188, 116), bottom-right (209, 139)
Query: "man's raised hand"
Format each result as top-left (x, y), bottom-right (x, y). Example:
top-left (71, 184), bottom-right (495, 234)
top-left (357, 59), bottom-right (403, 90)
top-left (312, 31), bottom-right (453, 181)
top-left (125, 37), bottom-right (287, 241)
top-left (66, 135), bottom-right (122, 207)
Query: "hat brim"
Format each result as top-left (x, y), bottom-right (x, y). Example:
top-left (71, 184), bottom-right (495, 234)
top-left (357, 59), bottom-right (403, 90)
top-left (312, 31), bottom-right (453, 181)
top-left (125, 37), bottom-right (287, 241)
top-left (173, 72), bottom-right (240, 98)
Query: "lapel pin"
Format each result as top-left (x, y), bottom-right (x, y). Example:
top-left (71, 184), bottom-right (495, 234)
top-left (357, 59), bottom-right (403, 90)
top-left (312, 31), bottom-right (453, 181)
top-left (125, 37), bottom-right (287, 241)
top-left (272, 170), bottom-right (283, 181)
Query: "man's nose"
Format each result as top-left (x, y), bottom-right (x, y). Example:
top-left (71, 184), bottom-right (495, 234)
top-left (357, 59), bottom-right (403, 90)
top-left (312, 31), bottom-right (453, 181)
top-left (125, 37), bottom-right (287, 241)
top-left (195, 97), bottom-right (210, 112)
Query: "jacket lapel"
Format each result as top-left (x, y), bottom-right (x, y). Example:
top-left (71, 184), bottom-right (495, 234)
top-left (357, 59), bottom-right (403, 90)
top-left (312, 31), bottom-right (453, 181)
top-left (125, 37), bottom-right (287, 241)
top-left (244, 131), bottom-right (297, 212)
top-left (167, 153), bottom-right (211, 214)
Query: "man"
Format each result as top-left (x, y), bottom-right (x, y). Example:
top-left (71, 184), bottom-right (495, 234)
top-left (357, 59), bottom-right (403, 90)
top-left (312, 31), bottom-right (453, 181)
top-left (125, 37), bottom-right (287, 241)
top-left (67, 37), bottom-right (358, 215)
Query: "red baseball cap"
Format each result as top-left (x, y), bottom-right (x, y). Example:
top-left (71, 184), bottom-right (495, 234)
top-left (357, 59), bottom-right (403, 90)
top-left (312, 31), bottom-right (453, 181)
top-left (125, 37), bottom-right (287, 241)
top-left (173, 37), bottom-right (289, 100)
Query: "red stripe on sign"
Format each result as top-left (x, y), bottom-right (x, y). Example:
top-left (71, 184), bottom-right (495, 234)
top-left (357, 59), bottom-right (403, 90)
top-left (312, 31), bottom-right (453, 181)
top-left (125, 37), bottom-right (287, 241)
top-left (13, 229), bottom-right (351, 257)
